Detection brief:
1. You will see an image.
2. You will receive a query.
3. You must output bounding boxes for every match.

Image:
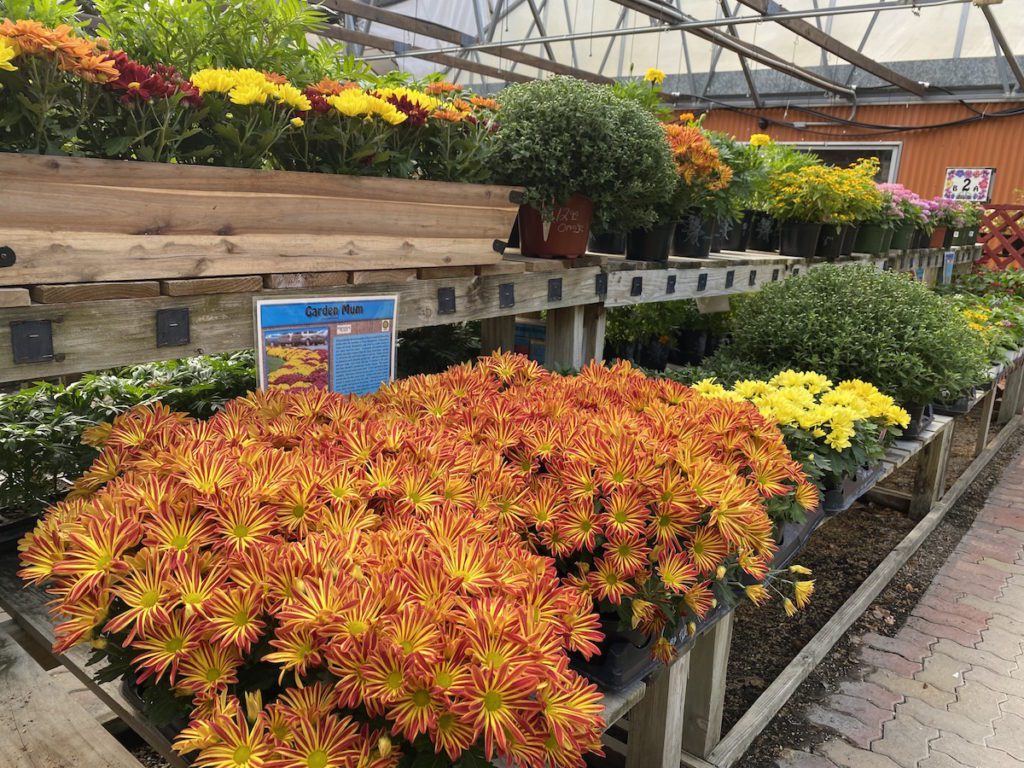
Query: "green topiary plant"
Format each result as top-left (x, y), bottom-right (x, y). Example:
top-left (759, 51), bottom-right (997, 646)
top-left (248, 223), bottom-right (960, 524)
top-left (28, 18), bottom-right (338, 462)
top-left (494, 76), bottom-right (677, 233)
top-left (725, 265), bottom-right (989, 406)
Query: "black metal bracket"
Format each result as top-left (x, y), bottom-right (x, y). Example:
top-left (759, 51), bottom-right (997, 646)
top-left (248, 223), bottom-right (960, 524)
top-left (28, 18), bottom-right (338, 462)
top-left (11, 320), bottom-right (55, 364)
top-left (498, 282), bottom-right (515, 309)
top-left (508, 190), bottom-right (526, 204)
top-left (772, 268), bottom-right (780, 282)
top-left (156, 308), bottom-right (190, 347)
top-left (437, 287), bottom-right (457, 315)
top-left (630, 276), bottom-right (643, 296)
top-left (725, 270), bottom-right (735, 289)
top-left (0, 246), bottom-right (14, 269)
top-left (595, 273), bottom-right (608, 297)
top-left (792, 267), bottom-right (800, 276)
top-left (697, 273), bottom-right (708, 292)
top-left (547, 278), bottom-right (562, 302)
top-left (667, 275), bottom-right (677, 294)
top-left (748, 269), bottom-right (757, 286)
top-left (492, 239), bottom-right (507, 255)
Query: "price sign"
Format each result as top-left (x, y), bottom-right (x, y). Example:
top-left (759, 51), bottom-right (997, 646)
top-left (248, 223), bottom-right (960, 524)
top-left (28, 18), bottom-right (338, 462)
top-left (942, 168), bottom-right (995, 202)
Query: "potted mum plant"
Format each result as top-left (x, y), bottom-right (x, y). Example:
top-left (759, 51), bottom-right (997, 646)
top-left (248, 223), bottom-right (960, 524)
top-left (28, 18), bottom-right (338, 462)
top-left (878, 183), bottom-right (926, 251)
top-left (494, 76), bottom-right (676, 259)
top-left (953, 199), bottom-right (984, 246)
top-left (745, 140), bottom-right (819, 252)
top-left (767, 162), bottom-right (848, 258)
top-left (815, 159), bottom-right (883, 260)
top-left (722, 265), bottom-right (990, 439)
top-left (707, 131), bottom-right (765, 253)
top-left (662, 118), bottom-right (734, 259)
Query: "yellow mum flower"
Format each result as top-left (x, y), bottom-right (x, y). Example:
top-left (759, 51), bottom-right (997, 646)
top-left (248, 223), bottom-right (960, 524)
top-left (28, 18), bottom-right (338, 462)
top-left (271, 82), bottom-right (311, 112)
top-left (744, 584), bottom-right (770, 605)
top-left (644, 67), bottom-right (666, 84)
top-left (327, 89), bottom-right (372, 117)
top-left (749, 133), bottom-right (771, 147)
top-left (375, 86), bottom-right (440, 110)
top-left (229, 83), bottom-right (269, 106)
top-left (290, 117), bottom-right (304, 128)
top-left (0, 37), bottom-right (18, 71)
top-left (789, 565), bottom-right (812, 575)
top-left (794, 579), bottom-right (815, 609)
top-left (190, 68), bottom-right (237, 94)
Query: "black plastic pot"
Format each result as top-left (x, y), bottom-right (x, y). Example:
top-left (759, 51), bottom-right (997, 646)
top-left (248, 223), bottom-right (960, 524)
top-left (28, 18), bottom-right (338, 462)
top-left (669, 327), bottom-right (708, 366)
top-left (912, 229), bottom-right (931, 249)
top-left (626, 221), bottom-right (676, 262)
top-left (933, 389), bottom-right (976, 416)
top-left (635, 339), bottom-right (670, 371)
top-left (506, 215), bottom-right (520, 249)
top-left (823, 463), bottom-right (885, 515)
top-left (816, 224), bottom-right (845, 261)
top-left (840, 224), bottom-right (860, 256)
top-left (570, 613), bottom-right (658, 691)
top-left (771, 503), bottom-right (826, 570)
top-left (854, 223), bottom-right (894, 256)
top-left (954, 227), bottom-right (978, 246)
top-left (779, 221), bottom-right (823, 258)
top-left (673, 212), bottom-right (715, 258)
top-left (903, 403), bottom-right (935, 439)
top-left (589, 231), bottom-right (627, 255)
top-left (711, 212), bottom-right (753, 253)
top-left (748, 212), bottom-right (779, 252)
top-left (121, 679), bottom-right (189, 743)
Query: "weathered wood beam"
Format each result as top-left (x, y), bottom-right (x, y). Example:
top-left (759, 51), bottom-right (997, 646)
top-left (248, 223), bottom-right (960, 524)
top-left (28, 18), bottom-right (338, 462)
top-left (319, 0), bottom-right (613, 84)
top-left (609, 0), bottom-right (855, 98)
top-left (318, 25), bottom-right (533, 83)
top-left (733, 0), bottom-right (926, 95)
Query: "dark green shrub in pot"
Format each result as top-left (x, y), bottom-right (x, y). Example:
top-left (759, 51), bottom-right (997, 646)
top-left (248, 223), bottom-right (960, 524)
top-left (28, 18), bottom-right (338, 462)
top-left (724, 265), bottom-right (988, 408)
top-left (494, 76), bottom-right (676, 258)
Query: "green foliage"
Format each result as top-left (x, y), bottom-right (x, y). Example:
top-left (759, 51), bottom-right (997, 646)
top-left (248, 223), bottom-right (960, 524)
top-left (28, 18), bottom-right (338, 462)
top-left (396, 324), bottom-right (480, 378)
top-left (606, 301), bottom-right (703, 346)
top-left (725, 265), bottom-right (989, 405)
top-left (707, 131), bottom-right (764, 221)
top-left (610, 78), bottom-right (673, 121)
top-left (657, 348), bottom-right (776, 387)
top-left (0, 0), bottom-right (79, 26)
top-left (0, 352), bottom-right (255, 515)
top-left (494, 76), bottom-right (677, 233)
top-left (93, 0), bottom-right (343, 80)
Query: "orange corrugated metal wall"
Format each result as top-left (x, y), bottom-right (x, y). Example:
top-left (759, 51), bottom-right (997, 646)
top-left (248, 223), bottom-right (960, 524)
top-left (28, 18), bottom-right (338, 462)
top-left (700, 103), bottom-right (1024, 203)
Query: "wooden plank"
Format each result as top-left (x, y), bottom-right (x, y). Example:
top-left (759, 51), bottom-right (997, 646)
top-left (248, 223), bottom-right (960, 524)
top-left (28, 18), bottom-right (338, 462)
top-left (161, 276), bottom-right (262, 297)
top-left (998, 363), bottom-right (1024, 425)
top-left (583, 303), bottom-right (607, 364)
top-left (416, 266), bottom-right (478, 280)
top-left (705, 413), bottom-right (1024, 768)
top-left (350, 269), bottom-right (418, 285)
top-left (0, 231), bottom-right (501, 286)
top-left (0, 288), bottom-right (30, 307)
top-left (0, 153), bottom-right (521, 210)
top-left (0, 558), bottom-right (186, 768)
top-left (0, 268), bottom-right (603, 383)
top-left (30, 281), bottom-right (160, 304)
top-left (601, 680), bottom-right (648, 730)
top-left (476, 261), bottom-right (527, 276)
top-left (681, 612), bottom-right (734, 758)
top-left (862, 486), bottom-right (912, 513)
top-left (0, 180), bottom-right (514, 239)
top-left (625, 652), bottom-right (690, 768)
top-left (263, 272), bottom-right (351, 289)
top-left (0, 625), bottom-right (144, 768)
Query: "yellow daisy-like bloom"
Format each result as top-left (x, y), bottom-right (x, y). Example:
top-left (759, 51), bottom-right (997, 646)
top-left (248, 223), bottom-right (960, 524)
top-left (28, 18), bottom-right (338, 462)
top-left (644, 67), bottom-right (666, 85)
top-left (749, 133), bottom-right (771, 147)
top-left (271, 82), bottom-right (312, 112)
top-left (229, 83), bottom-right (269, 106)
top-left (190, 68), bottom-right (238, 94)
top-left (375, 85), bottom-right (440, 111)
top-left (794, 579), bottom-right (815, 609)
top-left (290, 117), bottom-right (304, 128)
top-left (0, 36), bottom-right (18, 71)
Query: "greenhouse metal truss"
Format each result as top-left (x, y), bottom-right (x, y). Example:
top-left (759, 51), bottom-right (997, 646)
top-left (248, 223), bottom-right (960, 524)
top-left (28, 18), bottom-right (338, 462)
top-left (313, 0), bottom-right (1024, 108)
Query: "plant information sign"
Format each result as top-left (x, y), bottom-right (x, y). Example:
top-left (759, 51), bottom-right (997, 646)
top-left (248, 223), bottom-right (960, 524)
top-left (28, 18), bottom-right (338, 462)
top-left (255, 295), bottom-right (398, 396)
top-left (942, 167), bottom-right (995, 202)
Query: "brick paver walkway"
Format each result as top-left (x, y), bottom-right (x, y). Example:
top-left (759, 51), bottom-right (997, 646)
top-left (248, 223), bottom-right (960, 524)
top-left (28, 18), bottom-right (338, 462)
top-left (776, 449), bottom-right (1024, 768)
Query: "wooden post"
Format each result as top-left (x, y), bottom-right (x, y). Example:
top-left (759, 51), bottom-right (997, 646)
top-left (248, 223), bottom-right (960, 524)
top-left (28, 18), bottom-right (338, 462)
top-left (583, 303), bottom-right (606, 364)
top-left (908, 422), bottom-right (954, 521)
top-left (625, 652), bottom-right (690, 768)
top-left (975, 387), bottom-right (997, 457)
top-left (681, 612), bottom-right (735, 758)
top-left (545, 305), bottom-right (586, 371)
top-left (998, 365), bottom-right (1024, 425)
top-left (479, 316), bottom-right (516, 355)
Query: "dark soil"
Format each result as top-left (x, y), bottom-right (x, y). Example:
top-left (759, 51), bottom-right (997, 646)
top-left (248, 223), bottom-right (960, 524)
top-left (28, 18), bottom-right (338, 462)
top-left (736, 414), bottom-right (1024, 767)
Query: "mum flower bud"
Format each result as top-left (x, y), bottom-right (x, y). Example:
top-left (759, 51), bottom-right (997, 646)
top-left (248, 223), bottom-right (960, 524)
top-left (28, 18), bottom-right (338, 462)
top-left (745, 584), bottom-right (770, 605)
top-left (378, 735), bottom-right (392, 757)
top-left (715, 565), bottom-right (726, 580)
top-left (783, 598), bottom-right (797, 617)
top-left (789, 564), bottom-right (812, 575)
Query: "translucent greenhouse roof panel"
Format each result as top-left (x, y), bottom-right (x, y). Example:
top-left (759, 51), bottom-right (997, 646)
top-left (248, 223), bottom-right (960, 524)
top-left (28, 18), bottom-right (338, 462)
top-left (331, 0), bottom-right (1024, 106)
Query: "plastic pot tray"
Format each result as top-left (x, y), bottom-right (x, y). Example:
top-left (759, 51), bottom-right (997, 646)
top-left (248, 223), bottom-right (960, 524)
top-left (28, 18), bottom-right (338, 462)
top-left (933, 389), bottom-right (976, 416)
top-left (823, 463), bottom-right (885, 515)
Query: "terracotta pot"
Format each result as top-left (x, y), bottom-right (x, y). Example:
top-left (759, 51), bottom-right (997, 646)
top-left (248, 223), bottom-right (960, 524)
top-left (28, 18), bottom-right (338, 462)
top-left (929, 227), bottom-right (954, 249)
top-left (517, 195), bottom-right (593, 258)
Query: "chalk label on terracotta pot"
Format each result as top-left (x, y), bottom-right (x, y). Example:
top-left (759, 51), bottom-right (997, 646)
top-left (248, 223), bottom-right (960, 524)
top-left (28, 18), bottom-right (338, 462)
top-left (552, 205), bottom-right (587, 236)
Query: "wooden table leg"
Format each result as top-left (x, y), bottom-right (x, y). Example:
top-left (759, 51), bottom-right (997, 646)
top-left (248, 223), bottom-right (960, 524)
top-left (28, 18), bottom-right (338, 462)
top-left (997, 365), bottom-right (1024, 425)
top-left (681, 612), bottom-right (735, 759)
top-left (479, 315), bottom-right (516, 355)
top-left (908, 423), bottom-right (954, 521)
top-left (625, 652), bottom-right (690, 768)
top-left (545, 305), bottom-right (585, 372)
top-left (975, 387), bottom-right (997, 457)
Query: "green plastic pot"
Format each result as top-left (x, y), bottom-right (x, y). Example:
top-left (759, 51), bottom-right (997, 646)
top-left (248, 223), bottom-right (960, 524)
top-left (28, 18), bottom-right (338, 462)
top-left (853, 223), bottom-right (893, 256)
top-left (889, 223), bottom-right (916, 251)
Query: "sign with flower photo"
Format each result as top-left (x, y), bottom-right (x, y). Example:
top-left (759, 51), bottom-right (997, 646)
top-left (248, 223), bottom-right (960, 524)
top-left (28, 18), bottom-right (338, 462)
top-left (255, 295), bottom-right (397, 396)
top-left (942, 167), bottom-right (995, 202)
